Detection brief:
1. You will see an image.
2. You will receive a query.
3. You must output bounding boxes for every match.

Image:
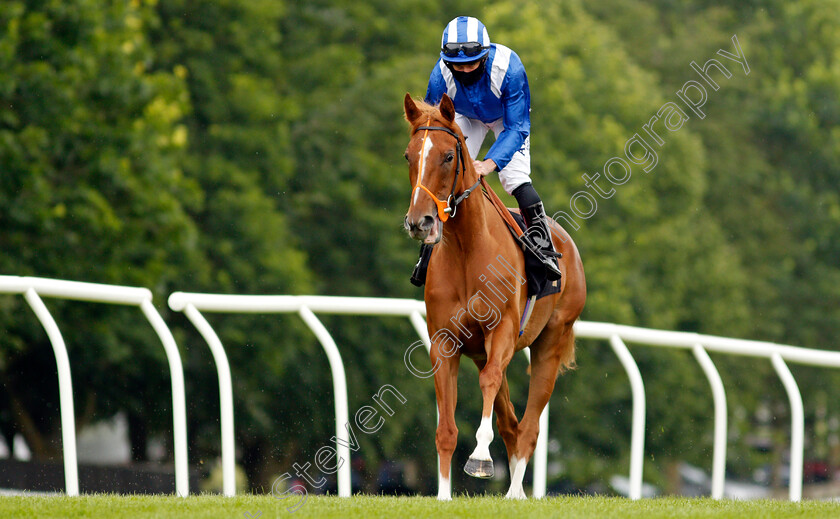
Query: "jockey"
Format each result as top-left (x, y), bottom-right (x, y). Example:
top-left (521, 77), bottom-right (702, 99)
top-left (411, 15), bottom-right (562, 286)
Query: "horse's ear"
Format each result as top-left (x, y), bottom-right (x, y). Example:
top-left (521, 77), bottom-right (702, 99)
top-left (404, 93), bottom-right (422, 123)
top-left (440, 94), bottom-right (456, 123)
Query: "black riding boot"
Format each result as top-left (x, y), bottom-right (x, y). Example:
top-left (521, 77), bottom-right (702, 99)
top-left (410, 243), bottom-right (434, 287)
top-left (512, 183), bottom-right (562, 281)
top-left (520, 201), bottom-right (563, 281)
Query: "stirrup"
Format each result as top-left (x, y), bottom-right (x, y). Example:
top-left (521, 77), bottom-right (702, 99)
top-left (410, 244), bottom-right (434, 287)
top-left (516, 232), bottom-right (562, 280)
top-left (540, 254), bottom-right (563, 281)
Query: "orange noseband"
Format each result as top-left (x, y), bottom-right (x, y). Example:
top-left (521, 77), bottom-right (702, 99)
top-left (409, 119), bottom-right (482, 223)
top-left (411, 121), bottom-right (454, 222)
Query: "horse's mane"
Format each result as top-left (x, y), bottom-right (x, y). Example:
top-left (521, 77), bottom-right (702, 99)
top-left (405, 98), bottom-right (459, 135)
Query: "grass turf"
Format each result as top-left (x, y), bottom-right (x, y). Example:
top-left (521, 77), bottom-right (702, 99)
top-left (4, 494), bottom-right (840, 518)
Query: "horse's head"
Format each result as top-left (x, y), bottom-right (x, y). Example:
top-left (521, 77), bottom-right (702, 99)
top-left (402, 93), bottom-right (468, 244)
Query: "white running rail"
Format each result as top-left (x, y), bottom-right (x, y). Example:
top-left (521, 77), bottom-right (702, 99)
top-left (576, 321), bottom-right (840, 501)
top-left (6, 282), bottom-right (833, 501)
top-left (169, 295), bottom-right (837, 502)
top-left (0, 276), bottom-right (189, 497)
top-left (167, 293), bottom-right (550, 498)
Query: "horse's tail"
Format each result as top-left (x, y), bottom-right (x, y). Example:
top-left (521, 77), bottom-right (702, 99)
top-left (525, 322), bottom-right (577, 377)
top-left (557, 324), bottom-right (577, 374)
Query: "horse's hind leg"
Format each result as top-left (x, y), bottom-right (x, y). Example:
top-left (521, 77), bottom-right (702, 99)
top-left (434, 353), bottom-right (460, 500)
top-left (465, 323), bottom-right (516, 479)
top-left (495, 374), bottom-right (521, 482)
top-left (507, 322), bottom-right (574, 499)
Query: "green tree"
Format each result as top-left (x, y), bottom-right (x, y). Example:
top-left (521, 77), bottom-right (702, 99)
top-left (0, 0), bottom-right (199, 459)
top-left (148, 0), bottom-right (318, 488)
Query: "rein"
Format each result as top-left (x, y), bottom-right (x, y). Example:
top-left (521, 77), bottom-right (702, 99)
top-left (412, 120), bottom-right (482, 221)
top-left (479, 177), bottom-right (526, 241)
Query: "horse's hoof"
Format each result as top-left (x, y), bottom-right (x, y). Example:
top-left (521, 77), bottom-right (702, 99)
top-left (464, 457), bottom-right (494, 479)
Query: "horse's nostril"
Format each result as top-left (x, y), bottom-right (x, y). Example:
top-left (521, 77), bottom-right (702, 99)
top-left (419, 215), bottom-right (435, 231)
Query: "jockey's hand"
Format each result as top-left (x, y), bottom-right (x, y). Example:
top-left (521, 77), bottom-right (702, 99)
top-left (473, 159), bottom-right (497, 177)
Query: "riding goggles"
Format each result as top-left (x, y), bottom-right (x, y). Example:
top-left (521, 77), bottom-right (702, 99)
top-left (442, 42), bottom-right (486, 59)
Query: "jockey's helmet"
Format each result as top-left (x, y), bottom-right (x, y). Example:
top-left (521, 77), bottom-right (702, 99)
top-left (440, 16), bottom-right (490, 63)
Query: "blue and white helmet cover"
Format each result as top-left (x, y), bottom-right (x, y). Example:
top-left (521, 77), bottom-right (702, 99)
top-left (440, 16), bottom-right (491, 63)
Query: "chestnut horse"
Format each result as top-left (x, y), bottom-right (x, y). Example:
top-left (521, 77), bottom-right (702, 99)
top-left (403, 93), bottom-right (586, 499)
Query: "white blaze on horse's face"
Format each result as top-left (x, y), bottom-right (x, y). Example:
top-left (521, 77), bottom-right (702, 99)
top-left (405, 128), bottom-right (447, 245)
top-left (412, 135), bottom-right (435, 205)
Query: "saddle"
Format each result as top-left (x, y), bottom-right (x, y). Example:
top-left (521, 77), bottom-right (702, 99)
top-left (508, 211), bottom-right (562, 299)
top-left (479, 178), bottom-right (562, 300)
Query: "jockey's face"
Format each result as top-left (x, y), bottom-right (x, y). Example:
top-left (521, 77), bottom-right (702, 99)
top-left (450, 60), bottom-right (481, 73)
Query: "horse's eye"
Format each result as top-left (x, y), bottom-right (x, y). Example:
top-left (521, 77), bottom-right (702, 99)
top-left (443, 152), bottom-right (454, 163)
top-left (404, 151), bottom-right (409, 162)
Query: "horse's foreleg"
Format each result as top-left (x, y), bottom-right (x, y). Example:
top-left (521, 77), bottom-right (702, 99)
top-left (507, 323), bottom-right (572, 499)
top-left (434, 352), bottom-right (460, 500)
top-left (470, 360), bottom-right (520, 481)
top-left (465, 322), bottom-right (516, 479)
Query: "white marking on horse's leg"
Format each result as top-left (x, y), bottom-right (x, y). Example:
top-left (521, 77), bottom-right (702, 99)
top-left (469, 414), bottom-right (494, 461)
top-left (437, 476), bottom-right (452, 501)
top-left (508, 455), bottom-right (517, 482)
top-left (413, 136), bottom-right (434, 205)
top-left (505, 455), bottom-right (518, 498)
top-left (505, 456), bottom-right (527, 499)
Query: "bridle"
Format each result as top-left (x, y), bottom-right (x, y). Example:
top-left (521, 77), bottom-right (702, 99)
top-left (411, 119), bottom-right (482, 222)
